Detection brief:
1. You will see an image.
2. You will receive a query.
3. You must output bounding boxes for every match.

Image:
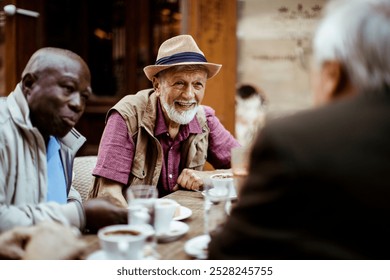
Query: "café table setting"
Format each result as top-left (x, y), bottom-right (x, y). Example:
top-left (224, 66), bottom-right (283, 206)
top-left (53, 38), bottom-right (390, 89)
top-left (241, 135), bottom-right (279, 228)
top-left (83, 147), bottom-right (248, 260)
top-left (74, 147), bottom-right (250, 260)
top-left (83, 176), bottom-right (238, 260)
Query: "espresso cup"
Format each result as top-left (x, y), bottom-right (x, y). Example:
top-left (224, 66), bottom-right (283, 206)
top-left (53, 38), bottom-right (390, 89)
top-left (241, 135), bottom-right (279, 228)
top-left (98, 224), bottom-right (148, 260)
top-left (154, 199), bottom-right (179, 235)
top-left (210, 173), bottom-right (236, 198)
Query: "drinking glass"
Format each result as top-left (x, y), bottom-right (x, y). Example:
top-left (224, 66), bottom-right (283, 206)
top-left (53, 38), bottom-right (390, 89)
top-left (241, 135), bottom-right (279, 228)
top-left (231, 146), bottom-right (250, 197)
top-left (203, 183), bottom-right (230, 238)
top-left (126, 185), bottom-right (159, 259)
top-left (184, 183), bottom-right (229, 260)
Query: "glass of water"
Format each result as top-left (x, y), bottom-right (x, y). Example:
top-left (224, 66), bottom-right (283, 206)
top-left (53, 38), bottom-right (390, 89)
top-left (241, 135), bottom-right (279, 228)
top-left (127, 185), bottom-right (159, 259)
top-left (203, 182), bottom-right (230, 237)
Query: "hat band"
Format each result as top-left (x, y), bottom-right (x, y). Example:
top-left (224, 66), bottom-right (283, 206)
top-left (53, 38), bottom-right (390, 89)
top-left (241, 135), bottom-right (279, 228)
top-left (156, 52), bottom-right (207, 65)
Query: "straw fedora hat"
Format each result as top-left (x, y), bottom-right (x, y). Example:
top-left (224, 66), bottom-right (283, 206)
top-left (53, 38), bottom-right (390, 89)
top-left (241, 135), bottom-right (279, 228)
top-left (143, 34), bottom-right (222, 81)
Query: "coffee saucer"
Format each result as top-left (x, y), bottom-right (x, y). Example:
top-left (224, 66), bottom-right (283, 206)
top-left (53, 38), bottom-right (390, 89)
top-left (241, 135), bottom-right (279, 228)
top-left (86, 250), bottom-right (107, 260)
top-left (86, 249), bottom-right (157, 260)
top-left (156, 221), bottom-right (189, 243)
top-left (201, 189), bottom-right (237, 200)
top-left (173, 206), bottom-right (192, 221)
top-left (184, 234), bottom-right (210, 259)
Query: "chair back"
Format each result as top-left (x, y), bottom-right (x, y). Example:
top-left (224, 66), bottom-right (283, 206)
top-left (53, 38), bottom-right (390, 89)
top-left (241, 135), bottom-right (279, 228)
top-left (72, 156), bottom-right (97, 202)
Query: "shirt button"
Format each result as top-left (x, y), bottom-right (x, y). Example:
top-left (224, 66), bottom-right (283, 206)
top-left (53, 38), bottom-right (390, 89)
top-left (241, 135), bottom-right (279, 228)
top-left (169, 174), bottom-right (173, 179)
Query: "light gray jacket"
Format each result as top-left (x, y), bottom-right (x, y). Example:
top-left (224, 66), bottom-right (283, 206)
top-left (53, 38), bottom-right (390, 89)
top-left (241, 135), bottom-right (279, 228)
top-left (0, 85), bottom-right (86, 233)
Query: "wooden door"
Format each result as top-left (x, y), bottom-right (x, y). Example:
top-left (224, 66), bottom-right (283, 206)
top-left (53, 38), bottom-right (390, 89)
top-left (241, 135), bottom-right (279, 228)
top-left (185, 0), bottom-right (237, 134)
top-left (1, 0), bottom-right (44, 95)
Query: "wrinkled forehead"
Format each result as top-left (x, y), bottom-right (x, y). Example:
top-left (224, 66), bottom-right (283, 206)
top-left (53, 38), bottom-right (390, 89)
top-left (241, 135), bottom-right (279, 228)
top-left (158, 65), bottom-right (209, 78)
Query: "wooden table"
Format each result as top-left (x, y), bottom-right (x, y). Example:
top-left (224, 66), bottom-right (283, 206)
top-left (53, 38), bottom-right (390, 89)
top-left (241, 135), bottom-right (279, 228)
top-left (157, 189), bottom-right (205, 259)
top-left (81, 190), bottom-right (206, 260)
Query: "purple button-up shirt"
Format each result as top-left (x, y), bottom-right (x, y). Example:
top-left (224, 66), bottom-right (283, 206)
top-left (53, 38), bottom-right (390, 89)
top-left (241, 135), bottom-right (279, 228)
top-left (93, 100), bottom-right (240, 196)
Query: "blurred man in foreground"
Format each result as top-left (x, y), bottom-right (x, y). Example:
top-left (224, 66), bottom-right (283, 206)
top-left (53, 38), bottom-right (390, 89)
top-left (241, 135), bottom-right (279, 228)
top-left (209, 0), bottom-right (390, 259)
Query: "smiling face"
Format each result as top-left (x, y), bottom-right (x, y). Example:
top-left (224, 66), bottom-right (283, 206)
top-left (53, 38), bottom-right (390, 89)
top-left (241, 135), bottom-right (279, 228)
top-left (153, 66), bottom-right (208, 126)
top-left (23, 50), bottom-right (92, 141)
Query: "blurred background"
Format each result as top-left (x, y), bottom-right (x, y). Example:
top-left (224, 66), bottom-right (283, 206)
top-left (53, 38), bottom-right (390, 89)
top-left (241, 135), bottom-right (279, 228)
top-left (0, 0), bottom-right (326, 155)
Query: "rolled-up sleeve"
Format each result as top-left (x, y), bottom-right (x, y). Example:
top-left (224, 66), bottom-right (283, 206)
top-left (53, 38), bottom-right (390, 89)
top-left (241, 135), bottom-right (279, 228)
top-left (204, 106), bottom-right (241, 169)
top-left (93, 111), bottom-right (134, 185)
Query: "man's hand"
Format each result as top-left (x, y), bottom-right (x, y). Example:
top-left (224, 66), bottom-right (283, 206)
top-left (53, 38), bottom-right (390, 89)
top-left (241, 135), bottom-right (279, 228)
top-left (23, 222), bottom-right (87, 260)
top-left (175, 169), bottom-right (213, 191)
top-left (0, 226), bottom-right (35, 259)
top-left (0, 222), bottom-right (87, 260)
top-left (83, 198), bottom-right (128, 234)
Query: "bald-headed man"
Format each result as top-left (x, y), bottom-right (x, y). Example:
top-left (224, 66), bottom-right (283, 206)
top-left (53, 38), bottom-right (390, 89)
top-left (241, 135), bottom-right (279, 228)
top-left (0, 47), bottom-right (127, 235)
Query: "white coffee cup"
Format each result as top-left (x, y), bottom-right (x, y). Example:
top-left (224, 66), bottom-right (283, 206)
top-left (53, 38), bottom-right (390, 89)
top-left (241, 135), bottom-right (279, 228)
top-left (210, 173), bottom-right (236, 198)
top-left (98, 224), bottom-right (147, 260)
top-left (154, 199), bottom-right (178, 235)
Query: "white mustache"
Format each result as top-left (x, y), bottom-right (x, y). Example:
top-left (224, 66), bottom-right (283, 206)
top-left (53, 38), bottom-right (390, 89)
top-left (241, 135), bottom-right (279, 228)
top-left (174, 100), bottom-right (197, 105)
top-left (161, 99), bottom-right (198, 125)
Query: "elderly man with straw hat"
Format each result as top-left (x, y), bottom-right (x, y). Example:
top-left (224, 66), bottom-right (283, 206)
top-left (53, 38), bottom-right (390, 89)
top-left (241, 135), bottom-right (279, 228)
top-left (89, 35), bottom-right (240, 207)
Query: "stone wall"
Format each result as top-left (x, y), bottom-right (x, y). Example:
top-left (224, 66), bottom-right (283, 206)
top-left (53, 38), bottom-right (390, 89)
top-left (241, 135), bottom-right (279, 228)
top-left (237, 0), bottom-right (327, 118)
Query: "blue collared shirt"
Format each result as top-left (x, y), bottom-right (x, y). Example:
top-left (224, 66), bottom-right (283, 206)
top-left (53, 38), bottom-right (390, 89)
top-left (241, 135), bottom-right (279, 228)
top-left (46, 136), bottom-right (67, 204)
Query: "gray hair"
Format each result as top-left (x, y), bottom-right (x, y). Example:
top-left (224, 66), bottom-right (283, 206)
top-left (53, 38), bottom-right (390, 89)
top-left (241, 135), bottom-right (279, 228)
top-left (313, 0), bottom-right (390, 92)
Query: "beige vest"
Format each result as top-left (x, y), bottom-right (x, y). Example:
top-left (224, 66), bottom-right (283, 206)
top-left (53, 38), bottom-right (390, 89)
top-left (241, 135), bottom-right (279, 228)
top-left (103, 89), bottom-right (209, 189)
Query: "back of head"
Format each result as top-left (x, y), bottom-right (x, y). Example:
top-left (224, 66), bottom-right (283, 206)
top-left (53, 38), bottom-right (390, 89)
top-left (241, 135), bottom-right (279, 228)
top-left (22, 47), bottom-right (90, 79)
top-left (313, 0), bottom-right (390, 92)
top-left (237, 84), bottom-right (267, 105)
top-left (237, 85), bottom-right (258, 99)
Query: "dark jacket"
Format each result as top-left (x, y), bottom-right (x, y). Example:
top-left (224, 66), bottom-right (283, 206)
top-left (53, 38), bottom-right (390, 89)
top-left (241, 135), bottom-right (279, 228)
top-left (208, 90), bottom-right (390, 259)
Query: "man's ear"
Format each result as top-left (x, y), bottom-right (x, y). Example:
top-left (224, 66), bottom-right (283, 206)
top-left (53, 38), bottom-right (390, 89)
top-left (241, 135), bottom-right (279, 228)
top-left (319, 61), bottom-right (353, 103)
top-left (21, 73), bottom-right (36, 95)
top-left (322, 61), bottom-right (342, 100)
top-left (152, 77), bottom-right (160, 96)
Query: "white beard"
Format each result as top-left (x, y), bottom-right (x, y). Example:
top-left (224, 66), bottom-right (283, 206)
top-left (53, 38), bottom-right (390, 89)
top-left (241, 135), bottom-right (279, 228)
top-left (160, 97), bottom-right (198, 125)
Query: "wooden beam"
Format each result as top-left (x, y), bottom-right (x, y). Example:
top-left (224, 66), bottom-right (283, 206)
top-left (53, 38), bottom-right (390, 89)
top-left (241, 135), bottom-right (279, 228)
top-left (185, 0), bottom-right (237, 134)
